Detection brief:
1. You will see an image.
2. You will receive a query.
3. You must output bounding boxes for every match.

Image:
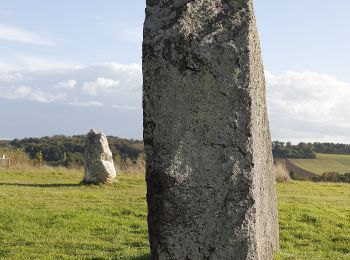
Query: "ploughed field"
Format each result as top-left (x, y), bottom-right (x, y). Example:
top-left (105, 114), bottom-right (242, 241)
top-left (290, 153), bottom-right (350, 175)
top-left (0, 169), bottom-right (349, 259)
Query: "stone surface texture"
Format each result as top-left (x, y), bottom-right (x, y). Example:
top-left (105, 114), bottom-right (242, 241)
top-left (143, 0), bottom-right (279, 259)
top-left (84, 129), bottom-right (116, 184)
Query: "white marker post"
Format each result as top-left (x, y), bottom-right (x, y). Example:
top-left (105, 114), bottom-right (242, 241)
top-left (0, 154), bottom-right (10, 168)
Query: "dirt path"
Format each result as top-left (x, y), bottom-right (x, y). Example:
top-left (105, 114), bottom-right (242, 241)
top-left (285, 160), bottom-right (319, 179)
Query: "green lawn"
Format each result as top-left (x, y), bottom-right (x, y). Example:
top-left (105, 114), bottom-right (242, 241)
top-left (0, 168), bottom-right (349, 259)
top-left (290, 153), bottom-right (350, 175)
top-left (276, 181), bottom-right (350, 259)
top-left (0, 168), bottom-right (149, 259)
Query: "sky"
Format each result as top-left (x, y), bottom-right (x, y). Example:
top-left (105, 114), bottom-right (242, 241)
top-left (0, 1), bottom-right (350, 143)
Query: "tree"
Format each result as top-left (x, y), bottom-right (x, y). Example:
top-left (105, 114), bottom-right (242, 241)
top-left (36, 150), bottom-right (43, 166)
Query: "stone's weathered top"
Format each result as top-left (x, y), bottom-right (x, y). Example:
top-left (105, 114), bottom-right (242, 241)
top-left (84, 129), bottom-right (116, 184)
top-left (143, 0), bottom-right (279, 259)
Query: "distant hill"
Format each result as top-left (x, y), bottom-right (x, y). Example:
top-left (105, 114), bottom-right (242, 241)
top-left (0, 140), bottom-right (10, 145)
top-left (290, 153), bottom-right (350, 175)
top-left (5, 136), bottom-right (350, 174)
top-left (272, 141), bottom-right (350, 159)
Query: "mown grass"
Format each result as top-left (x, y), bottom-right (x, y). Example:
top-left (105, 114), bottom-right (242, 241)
top-left (0, 168), bottom-right (349, 259)
top-left (276, 181), bottom-right (350, 259)
top-left (291, 153), bottom-right (350, 175)
top-left (0, 168), bottom-right (149, 259)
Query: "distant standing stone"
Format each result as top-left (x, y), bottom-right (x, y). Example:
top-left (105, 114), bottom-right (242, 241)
top-left (143, 0), bottom-right (279, 259)
top-left (84, 129), bottom-right (116, 184)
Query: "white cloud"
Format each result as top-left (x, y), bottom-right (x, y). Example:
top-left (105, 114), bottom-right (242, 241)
top-left (0, 24), bottom-right (58, 46)
top-left (267, 71), bottom-right (350, 142)
top-left (0, 72), bottom-right (23, 82)
top-left (112, 105), bottom-right (139, 110)
top-left (55, 80), bottom-right (77, 89)
top-left (69, 101), bottom-right (104, 107)
top-left (14, 86), bottom-right (32, 97)
top-left (0, 85), bottom-right (65, 103)
top-left (0, 63), bottom-right (142, 108)
top-left (29, 90), bottom-right (66, 103)
top-left (1, 60), bottom-right (350, 142)
top-left (0, 61), bottom-right (17, 72)
top-left (82, 77), bottom-right (120, 96)
top-left (2, 62), bottom-right (350, 142)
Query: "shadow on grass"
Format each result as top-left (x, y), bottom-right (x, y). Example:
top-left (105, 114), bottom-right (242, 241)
top-left (0, 182), bottom-right (82, 188)
top-left (130, 255), bottom-right (150, 260)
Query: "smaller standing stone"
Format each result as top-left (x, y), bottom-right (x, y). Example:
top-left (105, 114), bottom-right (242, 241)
top-left (84, 129), bottom-right (117, 184)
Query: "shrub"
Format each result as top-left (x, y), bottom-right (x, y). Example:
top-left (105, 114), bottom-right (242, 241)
top-left (273, 160), bottom-right (291, 183)
top-left (0, 147), bottom-right (33, 168)
top-left (321, 172), bottom-right (340, 182)
top-left (290, 172), bottom-right (307, 181)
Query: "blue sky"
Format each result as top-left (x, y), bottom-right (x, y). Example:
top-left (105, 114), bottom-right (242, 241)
top-left (1, 1), bottom-right (350, 143)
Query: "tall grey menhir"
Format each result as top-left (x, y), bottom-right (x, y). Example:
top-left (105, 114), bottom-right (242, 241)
top-left (143, 0), bottom-right (279, 259)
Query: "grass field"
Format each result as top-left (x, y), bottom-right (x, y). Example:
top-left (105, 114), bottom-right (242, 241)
top-left (0, 168), bottom-right (149, 259)
top-left (276, 181), bottom-right (350, 259)
top-left (0, 168), bottom-right (349, 259)
top-left (290, 153), bottom-right (350, 175)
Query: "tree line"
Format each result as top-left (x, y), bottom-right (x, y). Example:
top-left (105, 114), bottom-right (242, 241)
top-left (290, 171), bottom-right (350, 184)
top-left (4, 135), bottom-right (144, 168)
top-left (3, 136), bottom-right (350, 166)
top-left (273, 141), bottom-right (350, 159)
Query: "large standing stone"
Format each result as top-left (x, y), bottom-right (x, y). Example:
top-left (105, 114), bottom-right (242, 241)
top-left (84, 129), bottom-right (116, 184)
top-left (143, 0), bottom-right (279, 259)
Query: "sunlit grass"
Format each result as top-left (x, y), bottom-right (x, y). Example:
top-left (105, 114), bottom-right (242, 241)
top-left (0, 168), bottom-right (349, 259)
top-left (0, 168), bottom-right (149, 259)
top-left (276, 181), bottom-right (350, 259)
top-left (291, 153), bottom-right (350, 175)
